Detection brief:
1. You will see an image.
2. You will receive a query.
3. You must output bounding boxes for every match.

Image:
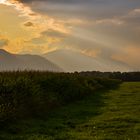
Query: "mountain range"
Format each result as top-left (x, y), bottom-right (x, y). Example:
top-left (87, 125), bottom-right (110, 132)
top-left (44, 49), bottom-right (132, 72)
top-left (0, 49), bottom-right (62, 72)
top-left (0, 49), bottom-right (132, 72)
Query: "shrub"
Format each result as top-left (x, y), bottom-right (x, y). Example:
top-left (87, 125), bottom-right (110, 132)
top-left (0, 71), bottom-right (121, 124)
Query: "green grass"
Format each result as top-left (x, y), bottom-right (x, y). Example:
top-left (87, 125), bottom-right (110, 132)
top-left (0, 82), bottom-right (140, 140)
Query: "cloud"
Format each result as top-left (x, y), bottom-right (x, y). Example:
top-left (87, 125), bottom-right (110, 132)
top-left (80, 49), bottom-right (101, 58)
top-left (95, 18), bottom-right (123, 26)
top-left (0, 1), bottom-right (70, 54)
top-left (0, 0), bottom-right (140, 70)
top-left (24, 21), bottom-right (34, 27)
top-left (20, 29), bottom-right (70, 54)
top-left (17, 0), bottom-right (140, 20)
top-left (0, 39), bottom-right (8, 48)
top-left (111, 46), bottom-right (140, 70)
top-left (128, 8), bottom-right (140, 16)
top-left (41, 29), bottom-right (69, 38)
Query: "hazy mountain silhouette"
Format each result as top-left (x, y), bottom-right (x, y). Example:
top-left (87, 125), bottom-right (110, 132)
top-left (0, 49), bottom-right (62, 72)
top-left (44, 49), bottom-right (131, 72)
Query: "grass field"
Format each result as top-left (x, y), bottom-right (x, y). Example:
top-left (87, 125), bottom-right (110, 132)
top-left (0, 82), bottom-right (140, 140)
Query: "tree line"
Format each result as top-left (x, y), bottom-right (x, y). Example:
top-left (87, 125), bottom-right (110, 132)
top-left (77, 71), bottom-right (140, 81)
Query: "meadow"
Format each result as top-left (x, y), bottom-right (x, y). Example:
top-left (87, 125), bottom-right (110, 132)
top-left (0, 71), bottom-right (139, 139)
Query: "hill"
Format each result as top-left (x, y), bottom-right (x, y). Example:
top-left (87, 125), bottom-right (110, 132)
top-left (44, 49), bottom-right (131, 72)
top-left (0, 49), bottom-right (62, 72)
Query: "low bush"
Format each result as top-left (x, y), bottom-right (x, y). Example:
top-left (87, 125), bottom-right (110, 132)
top-left (0, 71), bottom-right (121, 125)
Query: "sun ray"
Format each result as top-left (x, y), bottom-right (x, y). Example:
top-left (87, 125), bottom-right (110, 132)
top-left (0, 0), bottom-right (7, 4)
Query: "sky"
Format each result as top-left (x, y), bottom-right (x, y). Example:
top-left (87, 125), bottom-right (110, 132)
top-left (0, 0), bottom-right (140, 70)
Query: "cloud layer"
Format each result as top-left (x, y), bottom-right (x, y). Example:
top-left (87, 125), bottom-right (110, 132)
top-left (0, 0), bottom-right (140, 71)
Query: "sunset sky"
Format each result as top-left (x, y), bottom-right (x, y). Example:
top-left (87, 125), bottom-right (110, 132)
top-left (0, 0), bottom-right (140, 70)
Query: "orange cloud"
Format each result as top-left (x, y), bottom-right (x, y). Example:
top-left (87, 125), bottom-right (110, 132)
top-left (0, 1), bottom-right (70, 54)
top-left (111, 46), bottom-right (140, 69)
top-left (80, 49), bottom-right (101, 58)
